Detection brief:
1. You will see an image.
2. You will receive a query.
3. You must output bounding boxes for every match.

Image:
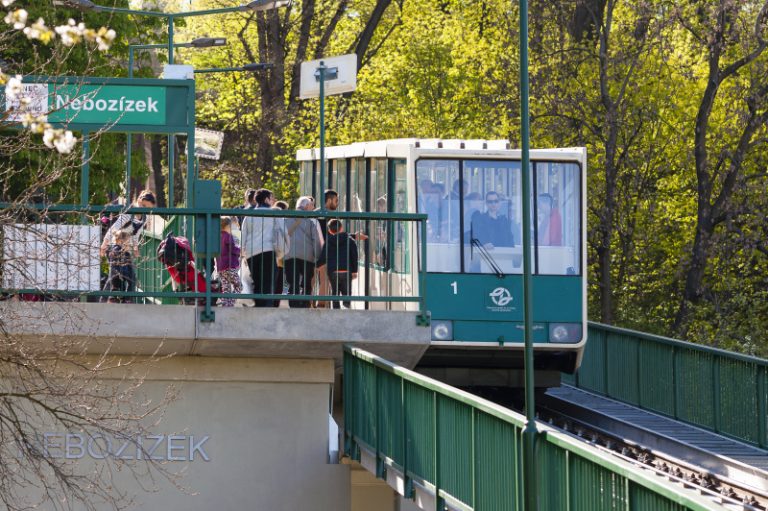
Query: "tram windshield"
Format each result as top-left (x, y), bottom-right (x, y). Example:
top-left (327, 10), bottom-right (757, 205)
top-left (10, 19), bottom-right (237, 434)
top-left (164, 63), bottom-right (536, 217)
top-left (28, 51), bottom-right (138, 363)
top-left (416, 158), bottom-right (581, 275)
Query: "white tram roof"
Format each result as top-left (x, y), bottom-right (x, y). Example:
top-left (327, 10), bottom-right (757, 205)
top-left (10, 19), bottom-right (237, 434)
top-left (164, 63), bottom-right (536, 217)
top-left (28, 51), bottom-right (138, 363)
top-left (296, 139), bottom-right (585, 161)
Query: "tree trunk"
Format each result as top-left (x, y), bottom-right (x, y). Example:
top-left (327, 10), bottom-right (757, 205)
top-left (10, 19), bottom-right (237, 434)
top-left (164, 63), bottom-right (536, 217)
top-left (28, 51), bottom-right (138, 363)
top-left (144, 135), bottom-right (166, 208)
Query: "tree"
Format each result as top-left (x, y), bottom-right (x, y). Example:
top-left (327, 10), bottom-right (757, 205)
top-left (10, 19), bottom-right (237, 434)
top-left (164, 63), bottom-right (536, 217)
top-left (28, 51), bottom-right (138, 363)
top-left (184, 0), bottom-right (402, 203)
top-left (673, 0), bottom-right (768, 336)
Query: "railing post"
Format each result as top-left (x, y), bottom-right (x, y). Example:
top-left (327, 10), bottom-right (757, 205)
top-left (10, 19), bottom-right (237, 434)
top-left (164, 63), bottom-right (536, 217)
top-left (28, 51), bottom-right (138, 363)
top-left (758, 365), bottom-right (766, 449)
top-left (417, 217), bottom-right (429, 326)
top-left (434, 391), bottom-right (444, 511)
top-left (402, 377), bottom-right (414, 499)
top-left (712, 357), bottom-right (721, 433)
top-left (602, 329), bottom-right (609, 396)
top-left (200, 212), bottom-right (215, 322)
top-left (470, 408), bottom-right (476, 509)
top-left (673, 346), bottom-right (680, 420)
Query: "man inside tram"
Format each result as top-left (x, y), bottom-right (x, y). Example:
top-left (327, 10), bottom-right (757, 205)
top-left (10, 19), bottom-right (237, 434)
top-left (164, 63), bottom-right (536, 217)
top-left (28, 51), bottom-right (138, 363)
top-left (470, 191), bottom-right (515, 249)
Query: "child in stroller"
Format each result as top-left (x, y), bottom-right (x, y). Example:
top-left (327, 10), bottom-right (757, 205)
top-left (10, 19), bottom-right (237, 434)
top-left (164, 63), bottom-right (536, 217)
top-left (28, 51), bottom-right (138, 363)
top-left (157, 233), bottom-right (220, 305)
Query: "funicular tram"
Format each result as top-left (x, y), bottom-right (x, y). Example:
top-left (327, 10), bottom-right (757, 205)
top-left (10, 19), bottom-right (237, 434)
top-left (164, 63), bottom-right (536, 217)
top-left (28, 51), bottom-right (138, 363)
top-left (297, 139), bottom-right (586, 387)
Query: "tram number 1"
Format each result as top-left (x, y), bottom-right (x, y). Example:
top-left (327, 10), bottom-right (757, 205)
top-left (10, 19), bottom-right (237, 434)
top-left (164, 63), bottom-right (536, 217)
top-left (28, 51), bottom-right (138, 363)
top-left (450, 281), bottom-right (458, 295)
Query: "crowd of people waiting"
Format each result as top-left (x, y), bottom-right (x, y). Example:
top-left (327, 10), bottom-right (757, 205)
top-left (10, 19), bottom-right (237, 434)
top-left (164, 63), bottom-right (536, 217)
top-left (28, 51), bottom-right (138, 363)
top-left (100, 187), bottom-right (362, 309)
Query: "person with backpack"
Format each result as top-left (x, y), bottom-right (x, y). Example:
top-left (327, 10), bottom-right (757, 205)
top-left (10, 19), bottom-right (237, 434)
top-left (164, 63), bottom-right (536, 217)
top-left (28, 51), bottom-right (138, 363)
top-left (99, 190), bottom-right (156, 258)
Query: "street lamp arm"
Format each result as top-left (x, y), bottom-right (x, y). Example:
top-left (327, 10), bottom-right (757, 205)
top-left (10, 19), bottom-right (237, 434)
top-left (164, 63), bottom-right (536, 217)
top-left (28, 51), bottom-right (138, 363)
top-left (92, 4), bottom-right (170, 17)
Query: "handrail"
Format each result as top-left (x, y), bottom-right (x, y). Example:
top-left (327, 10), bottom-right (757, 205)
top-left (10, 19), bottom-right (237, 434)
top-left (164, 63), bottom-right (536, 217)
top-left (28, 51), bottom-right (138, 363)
top-left (567, 322), bottom-right (768, 449)
top-left (589, 321), bottom-right (768, 367)
top-left (344, 346), bottom-right (728, 511)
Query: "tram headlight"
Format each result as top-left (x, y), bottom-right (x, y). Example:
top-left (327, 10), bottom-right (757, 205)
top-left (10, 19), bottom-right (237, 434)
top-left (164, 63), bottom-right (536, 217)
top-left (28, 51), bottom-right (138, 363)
top-left (431, 321), bottom-right (453, 341)
top-left (549, 323), bottom-right (582, 343)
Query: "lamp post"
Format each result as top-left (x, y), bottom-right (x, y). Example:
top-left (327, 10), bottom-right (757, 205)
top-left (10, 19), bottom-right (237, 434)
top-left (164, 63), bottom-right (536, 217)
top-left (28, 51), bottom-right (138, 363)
top-left (125, 37), bottom-right (226, 203)
top-left (65, 0), bottom-right (290, 207)
top-left (519, 0), bottom-right (538, 510)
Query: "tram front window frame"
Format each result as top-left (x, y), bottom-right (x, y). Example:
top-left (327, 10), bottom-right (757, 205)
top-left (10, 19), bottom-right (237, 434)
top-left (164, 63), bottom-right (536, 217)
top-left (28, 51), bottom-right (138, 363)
top-left (416, 158), bottom-right (582, 276)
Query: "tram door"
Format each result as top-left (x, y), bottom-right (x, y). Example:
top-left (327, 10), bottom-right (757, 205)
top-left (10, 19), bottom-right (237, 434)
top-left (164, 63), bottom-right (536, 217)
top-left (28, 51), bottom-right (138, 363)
top-left (366, 158), bottom-right (413, 311)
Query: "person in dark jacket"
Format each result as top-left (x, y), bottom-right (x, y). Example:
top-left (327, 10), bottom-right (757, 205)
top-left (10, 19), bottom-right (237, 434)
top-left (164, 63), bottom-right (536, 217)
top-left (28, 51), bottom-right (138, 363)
top-left (317, 219), bottom-right (358, 309)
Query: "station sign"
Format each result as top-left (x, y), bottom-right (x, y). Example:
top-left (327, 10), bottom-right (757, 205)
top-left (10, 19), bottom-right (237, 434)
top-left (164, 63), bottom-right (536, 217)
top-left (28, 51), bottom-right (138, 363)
top-left (2, 77), bottom-right (193, 133)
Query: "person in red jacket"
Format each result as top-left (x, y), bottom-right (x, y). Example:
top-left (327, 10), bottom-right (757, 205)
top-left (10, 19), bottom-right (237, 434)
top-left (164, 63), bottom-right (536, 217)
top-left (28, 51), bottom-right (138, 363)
top-left (538, 193), bottom-right (562, 246)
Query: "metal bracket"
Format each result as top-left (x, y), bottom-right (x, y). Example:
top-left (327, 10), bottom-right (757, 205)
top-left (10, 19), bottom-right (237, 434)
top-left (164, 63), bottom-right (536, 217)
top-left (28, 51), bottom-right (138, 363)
top-left (375, 456), bottom-right (386, 479)
top-left (416, 311), bottom-right (431, 327)
top-left (404, 476), bottom-right (414, 499)
top-left (199, 309), bottom-right (215, 322)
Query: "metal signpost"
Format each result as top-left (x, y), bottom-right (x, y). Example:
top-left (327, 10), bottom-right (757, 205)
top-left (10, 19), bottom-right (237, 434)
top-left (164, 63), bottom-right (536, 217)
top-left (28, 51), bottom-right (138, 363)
top-left (299, 53), bottom-right (357, 210)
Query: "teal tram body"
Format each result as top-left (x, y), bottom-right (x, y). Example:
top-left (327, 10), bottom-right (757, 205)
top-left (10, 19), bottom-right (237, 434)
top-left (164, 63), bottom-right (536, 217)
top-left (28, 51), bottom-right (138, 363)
top-left (298, 139), bottom-right (586, 387)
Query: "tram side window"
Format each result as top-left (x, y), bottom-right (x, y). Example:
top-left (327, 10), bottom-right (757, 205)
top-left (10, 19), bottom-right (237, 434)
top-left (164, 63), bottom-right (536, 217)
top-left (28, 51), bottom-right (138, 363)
top-left (299, 161), bottom-right (313, 199)
top-left (349, 158), bottom-right (366, 262)
top-left (416, 159), bottom-right (460, 273)
top-left (349, 158), bottom-right (366, 213)
top-left (370, 158), bottom-right (388, 269)
top-left (392, 159), bottom-right (409, 273)
top-left (463, 160), bottom-right (522, 275)
top-left (334, 159), bottom-right (348, 212)
top-left (535, 162), bottom-right (580, 275)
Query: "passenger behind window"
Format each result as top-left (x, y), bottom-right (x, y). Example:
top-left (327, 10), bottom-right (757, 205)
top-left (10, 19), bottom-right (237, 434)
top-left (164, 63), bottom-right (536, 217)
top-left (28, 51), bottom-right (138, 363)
top-left (419, 179), bottom-right (443, 242)
top-left (537, 193), bottom-right (562, 246)
top-left (469, 191), bottom-right (515, 249)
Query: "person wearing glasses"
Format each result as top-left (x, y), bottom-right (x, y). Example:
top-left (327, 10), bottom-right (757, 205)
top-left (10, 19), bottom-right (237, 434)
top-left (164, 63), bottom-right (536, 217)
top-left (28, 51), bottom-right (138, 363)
top-left (470, 191), bottom-right (515, 249)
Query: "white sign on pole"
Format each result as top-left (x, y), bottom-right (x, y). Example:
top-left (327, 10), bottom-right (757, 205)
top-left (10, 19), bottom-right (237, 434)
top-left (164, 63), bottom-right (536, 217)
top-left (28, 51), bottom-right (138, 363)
top-left (299, 53), bottom-right (357, 99)
top-left (194, 128), bottom-right (225, 160)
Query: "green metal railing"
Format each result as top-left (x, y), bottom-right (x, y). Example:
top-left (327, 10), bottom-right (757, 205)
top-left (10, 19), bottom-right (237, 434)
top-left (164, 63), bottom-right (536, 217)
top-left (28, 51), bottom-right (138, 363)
top-left (0, 203), bottom-right (428, 323)
top-left (563, 323), bottom-right (768, 450)
top-left (344, 346), bottom-right (726, 510)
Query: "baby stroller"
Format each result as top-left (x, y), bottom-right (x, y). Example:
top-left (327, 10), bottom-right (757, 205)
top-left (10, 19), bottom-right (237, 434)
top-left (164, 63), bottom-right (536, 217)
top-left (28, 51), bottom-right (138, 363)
top-left (157, 233), bottom-right (220, 305)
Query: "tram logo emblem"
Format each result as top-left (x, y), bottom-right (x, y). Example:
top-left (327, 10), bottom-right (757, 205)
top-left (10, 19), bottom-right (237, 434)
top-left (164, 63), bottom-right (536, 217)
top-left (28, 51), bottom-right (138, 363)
top-left (489, 287), bottom-right (513, 307)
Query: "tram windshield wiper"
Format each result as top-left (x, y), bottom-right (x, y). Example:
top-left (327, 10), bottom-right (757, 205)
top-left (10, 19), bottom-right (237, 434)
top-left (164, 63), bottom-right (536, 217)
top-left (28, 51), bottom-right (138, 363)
top-left (471, 238), bottom-right (505, 279)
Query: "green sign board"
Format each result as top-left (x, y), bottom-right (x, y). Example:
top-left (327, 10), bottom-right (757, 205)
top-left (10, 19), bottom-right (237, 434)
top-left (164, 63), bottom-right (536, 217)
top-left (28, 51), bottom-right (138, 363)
top-left (4, 77), bottom-right (193, 133)
top-left (11, 83), bottom-right (167, 126)
top-left (49, 84), bottom-right (167, 125)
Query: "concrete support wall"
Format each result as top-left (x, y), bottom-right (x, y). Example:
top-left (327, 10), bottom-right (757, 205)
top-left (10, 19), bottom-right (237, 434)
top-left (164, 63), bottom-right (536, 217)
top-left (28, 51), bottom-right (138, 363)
top-left (22, 356), bottom-right (350, 510)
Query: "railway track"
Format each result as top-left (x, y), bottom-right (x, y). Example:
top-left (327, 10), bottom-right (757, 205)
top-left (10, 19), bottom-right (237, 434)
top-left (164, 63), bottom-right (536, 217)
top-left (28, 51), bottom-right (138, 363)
top-left (476, 385), bottom-right (768, 510)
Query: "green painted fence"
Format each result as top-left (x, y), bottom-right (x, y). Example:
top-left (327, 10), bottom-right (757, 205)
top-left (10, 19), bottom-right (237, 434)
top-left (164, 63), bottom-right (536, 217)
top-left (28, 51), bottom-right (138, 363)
top-left (563, 323), bottom-right (768, 450)
top-left (344, 346), bottom-right (727, 511)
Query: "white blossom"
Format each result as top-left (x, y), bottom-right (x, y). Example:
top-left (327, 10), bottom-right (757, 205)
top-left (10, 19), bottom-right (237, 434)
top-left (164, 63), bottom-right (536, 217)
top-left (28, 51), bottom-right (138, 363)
top-left (54, 19), bottom-right (83, 46)
top-left (43, 128), bottom-right (78, 154)
top-left (22, 17), bottom-right (53, 43)
top-left (21, 113), bottom-right (49, 134)
top-left (4, 8), bottom-right (28, 30)
top-left (5, 75), bottom-right (23, 100)
top-left (1, 0), bottom-right (16, 7)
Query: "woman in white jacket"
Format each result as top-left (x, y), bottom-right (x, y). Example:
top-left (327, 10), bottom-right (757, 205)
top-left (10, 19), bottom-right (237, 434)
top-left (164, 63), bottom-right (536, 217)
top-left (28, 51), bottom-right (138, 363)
top-left (240, 188), bottom-right (289, 307)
